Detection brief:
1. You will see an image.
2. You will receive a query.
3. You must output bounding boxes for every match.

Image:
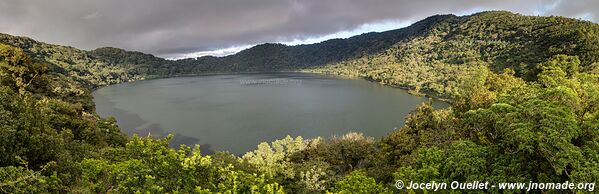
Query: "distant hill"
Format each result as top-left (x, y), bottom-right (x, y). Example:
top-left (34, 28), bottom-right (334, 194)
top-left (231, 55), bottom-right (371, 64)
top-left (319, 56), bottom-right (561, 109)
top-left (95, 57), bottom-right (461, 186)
top-left (310, 11), bottom-right (599, 98)
top-left (1, 11), bottom-right (597, 94)
top-left (2, 10), bottom-right (599, 193)
top-left (0, 13), bottom-right (461, 88)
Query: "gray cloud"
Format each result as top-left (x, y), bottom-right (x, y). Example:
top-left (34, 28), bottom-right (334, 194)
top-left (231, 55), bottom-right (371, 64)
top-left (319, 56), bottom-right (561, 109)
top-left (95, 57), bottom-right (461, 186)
top-left (0, 0), bottom-right (596, 57)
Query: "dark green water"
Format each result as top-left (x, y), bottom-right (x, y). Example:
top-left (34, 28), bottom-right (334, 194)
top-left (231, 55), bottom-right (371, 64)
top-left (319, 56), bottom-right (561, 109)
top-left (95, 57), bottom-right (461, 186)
top-left (93, 73), bottom-right (448, 154)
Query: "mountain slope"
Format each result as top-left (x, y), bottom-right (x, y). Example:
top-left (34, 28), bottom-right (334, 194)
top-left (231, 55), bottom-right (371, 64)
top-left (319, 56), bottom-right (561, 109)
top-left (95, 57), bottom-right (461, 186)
top-left (2, 11), bottom-right (597, 97)
top-left (1, 10), bottom-right (599, 193)
top-left (209, 14), bottom-right (456, 71)
top-left (310, 11), bottom-right (599, 99)
top-left (0, 11), bottom-right (447, 88)
top-left (0, 34), bottom-right (148, 88)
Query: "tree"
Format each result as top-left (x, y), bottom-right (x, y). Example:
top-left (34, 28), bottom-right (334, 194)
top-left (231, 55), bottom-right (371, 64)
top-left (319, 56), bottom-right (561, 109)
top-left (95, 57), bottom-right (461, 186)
top-left (330, 170), bottom-right (392, 194)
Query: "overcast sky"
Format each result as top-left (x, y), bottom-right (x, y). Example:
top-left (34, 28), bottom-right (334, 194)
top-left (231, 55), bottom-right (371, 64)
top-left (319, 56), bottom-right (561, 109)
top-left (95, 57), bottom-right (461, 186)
top-left (0, 0), bottom-right (596, 59)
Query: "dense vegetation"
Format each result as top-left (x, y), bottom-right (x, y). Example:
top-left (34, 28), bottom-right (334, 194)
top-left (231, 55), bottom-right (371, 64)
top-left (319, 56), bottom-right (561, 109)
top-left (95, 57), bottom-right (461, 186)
top-left (0, 13), bottom-right (451, 88)
top-left (310, 11), bottom-right (599, 99)
top-left (0, 11), bottom-right (598, 193)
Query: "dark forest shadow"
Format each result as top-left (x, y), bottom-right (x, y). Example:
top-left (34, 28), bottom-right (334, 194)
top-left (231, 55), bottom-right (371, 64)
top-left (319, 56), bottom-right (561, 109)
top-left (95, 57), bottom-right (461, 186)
top-left (95, 94), bottom-right (215, 154)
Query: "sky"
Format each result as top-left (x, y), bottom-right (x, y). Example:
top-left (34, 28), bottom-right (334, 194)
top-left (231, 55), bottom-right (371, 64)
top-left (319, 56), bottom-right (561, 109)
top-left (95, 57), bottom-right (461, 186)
top-left (0, 0), bottom-right (597, 59)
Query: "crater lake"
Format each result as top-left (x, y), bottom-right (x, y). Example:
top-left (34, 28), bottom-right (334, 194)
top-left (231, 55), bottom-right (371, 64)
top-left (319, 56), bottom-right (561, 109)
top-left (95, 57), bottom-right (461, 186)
top-left (93, 73), bottom-right (448, 154)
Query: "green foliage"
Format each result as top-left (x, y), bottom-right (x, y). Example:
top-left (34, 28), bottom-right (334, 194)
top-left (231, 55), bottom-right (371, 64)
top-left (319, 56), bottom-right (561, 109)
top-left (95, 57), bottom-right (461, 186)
top-left (330, 170), bottom-right (392, 194)
top-left (243, 136), bottom-right (307, 179)
top-left (0, 44), bottom-right (127, 192)
top-left (0, 44), bottom-right (49, 95)
top-left (443, 141), bottom-right (488, 182)
top-left (394, 146), bottom-right (446, 184)
top-left (0, 165), bottom-right (59, 193)
top-left (1, 11), bottom-right (598, 194)
top-left (293, 133), bottom-right (376, 175)
top-left (0, 14), bottom-right (456, 88)
top-left (310, 12), bottom-right (599, 99)
top-left (380, 103), bottom-right (456, 168)
top-left (80, 135), bottom-right (286, 193)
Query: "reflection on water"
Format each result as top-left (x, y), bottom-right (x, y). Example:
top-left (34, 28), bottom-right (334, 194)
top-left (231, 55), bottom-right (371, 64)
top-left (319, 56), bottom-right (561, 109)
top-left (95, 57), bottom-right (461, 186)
top-left (93, 73), bottom-right (448, 155)
top-left (94, 93), bottom-right (215, 154)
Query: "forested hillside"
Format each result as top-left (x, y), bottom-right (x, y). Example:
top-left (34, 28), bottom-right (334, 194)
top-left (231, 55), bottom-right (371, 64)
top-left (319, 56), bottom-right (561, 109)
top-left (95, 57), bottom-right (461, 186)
top-left (310, 11), bottom-right (599, 99)
top-left (1, 11), bottom-right (598, 193)
top-left (2, 11), bottom-right (597, 96)
top-left (0, 13), bottom-right (453, 86)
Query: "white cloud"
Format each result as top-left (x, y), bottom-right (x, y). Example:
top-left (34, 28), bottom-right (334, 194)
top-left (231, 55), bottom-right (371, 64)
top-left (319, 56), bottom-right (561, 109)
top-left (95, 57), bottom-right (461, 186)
top-left (166, 45), bottom-right (253, 60)
top-left (2, 0), bottom-right (596, 58)
top-left (165, 20), bottom-right (413, 59)
top-left (280, 20), bottom-right (413, 46)
top-left (83, 11), bottom-right (100, 20)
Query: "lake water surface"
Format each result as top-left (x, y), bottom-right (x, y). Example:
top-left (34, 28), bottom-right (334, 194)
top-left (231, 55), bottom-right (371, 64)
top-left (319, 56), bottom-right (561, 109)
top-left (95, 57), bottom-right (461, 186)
top-left (93, 73), bottom-right (448, 154)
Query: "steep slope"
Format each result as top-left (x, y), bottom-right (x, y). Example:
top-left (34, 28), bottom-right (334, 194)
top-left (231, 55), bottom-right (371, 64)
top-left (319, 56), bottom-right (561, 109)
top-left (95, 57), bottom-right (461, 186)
top-left (1, 11), bottom-right (599, 193)
top-left (0, 34), bottom-right (150, 88)
top-left (2, 11), bottom-right (597, 98)
top-left (0, 14), bottom-right (457, 87)
top-left (208, 14), bottom-right (455, 71)
top-left (105, 14), bottom-right (455, 73)
top-left (311, 11), bottom-right (599, 99)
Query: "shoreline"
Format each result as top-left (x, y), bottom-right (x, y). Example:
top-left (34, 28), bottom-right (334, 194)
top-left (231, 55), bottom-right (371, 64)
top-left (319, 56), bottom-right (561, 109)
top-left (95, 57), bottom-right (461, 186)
top-left (92, 69), bottom-right (453, 104)
top-left (300, 69), bottom-right (453, 103)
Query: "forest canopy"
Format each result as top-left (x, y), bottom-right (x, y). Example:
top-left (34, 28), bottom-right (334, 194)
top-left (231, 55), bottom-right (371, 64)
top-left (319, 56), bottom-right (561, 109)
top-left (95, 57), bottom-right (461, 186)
top-left (0, 11), bottom-right (598, 193)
